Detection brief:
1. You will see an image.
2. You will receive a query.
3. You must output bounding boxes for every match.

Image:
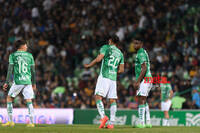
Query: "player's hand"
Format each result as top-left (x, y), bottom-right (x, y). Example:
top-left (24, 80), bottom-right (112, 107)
top-left (134, 81), bottom-right (140, 89)
top-left (32, 84), bottom-right (37, 91)
top-left (3, 83), bottom-right (8, 91)
top-left (84, 64), bottom-right (90, 68)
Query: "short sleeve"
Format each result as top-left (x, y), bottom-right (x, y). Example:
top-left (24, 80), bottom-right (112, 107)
top-left (138, 52), bottom-right (147, 64)
top-left (9, 54), bottom-right (14, 64)
top-left (30, 55), bottom-right (35, 66)
top-left (100, 45), bottom-right (108, 55)
top-left (120, 53), bottom-right (124, 64)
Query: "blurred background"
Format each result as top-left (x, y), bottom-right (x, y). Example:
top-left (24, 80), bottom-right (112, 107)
top-left (0, 0), bottom-right (200, 110)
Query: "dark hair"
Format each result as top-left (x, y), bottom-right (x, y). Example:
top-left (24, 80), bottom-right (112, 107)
top-left (133, 36), bottom-right (144, 43)
top-left (15, 40), bottom-right (26, 49)
top-left (110, 35), bottom-right (119, 44)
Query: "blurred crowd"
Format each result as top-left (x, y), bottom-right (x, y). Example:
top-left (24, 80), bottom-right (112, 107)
top-left (0, 0), bottom-right (200, 109)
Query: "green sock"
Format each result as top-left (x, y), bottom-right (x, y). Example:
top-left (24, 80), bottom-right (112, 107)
top-left (7, 102), bottom-right (13, 122)
top-left (96, 100), bottom-right (105, 119)
top-left (138, 104), bottom-right (145, 125)
top-left (27, 102), bottom-right (34, 124)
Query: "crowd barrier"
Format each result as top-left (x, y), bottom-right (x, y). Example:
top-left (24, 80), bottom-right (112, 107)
top-left (73, 109), bottom-right (200, 126)
top-left (0, 108), bottom-right (199, 126)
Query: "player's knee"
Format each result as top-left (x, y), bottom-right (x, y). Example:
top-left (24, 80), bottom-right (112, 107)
top-left (138, 96), bottom-right (146, 105)
top-left (95, 95), bottom-right (102, 101)
top-left (7, 96), bottom-right (13, 102)
top-left (26, 99), bottom-right (32, 103)
top-left (109, 99), bottom-right (116, 104)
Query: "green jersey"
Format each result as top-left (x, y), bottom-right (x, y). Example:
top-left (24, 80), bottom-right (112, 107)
top-left (99, 45), bottom-right (124, 81)
top-left (135, 48), bottom-right (152, 81)
top-left (160, 83), bottom-right (172, 101)
top-left (9, 51), bottom-right (35, 85)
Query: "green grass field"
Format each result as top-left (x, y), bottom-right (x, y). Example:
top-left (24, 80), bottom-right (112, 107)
top-left (0, 124), bottom-right (199, 133)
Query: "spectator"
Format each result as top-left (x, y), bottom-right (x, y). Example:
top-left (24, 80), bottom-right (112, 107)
top-left (192, 89), bottom-right (200, 108)
top-left (0, 0), bottom-right (199, 109)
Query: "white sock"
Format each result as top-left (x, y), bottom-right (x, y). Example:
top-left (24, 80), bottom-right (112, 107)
top-left (110, 102), bottom-right (117, 125)
top-left (96, 100), bottom-right (105, 119)
top-left (166, 119), bottom-right (170, 126)
top-left (138, 104), bottom-right (145, 125)
top-left (27, 102), bottom-right (34, 124)
top-left (145, 103), bottom-right (151, 125)
top-left (162, 119), bottom-right (168, 126)
top-left (7, 102), bottom-right (13, 122)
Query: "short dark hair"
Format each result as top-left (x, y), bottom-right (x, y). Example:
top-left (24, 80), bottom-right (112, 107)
top-left (15, 40), bottom-right (26, 49)
top-left (133, 36), bottom-right (144, 43)
top-left (110, 35), bottom-right (119, 44)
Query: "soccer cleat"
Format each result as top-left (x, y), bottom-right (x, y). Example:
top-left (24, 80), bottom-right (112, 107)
top-left (2, 121), bottom-right (15, 127)
top-left (106, 124), bottom-right (114, 129)
top-left (145, 124), bottom-right (152, 128)
top-left (27, 123), bottom-right (35, 127)
top-left (135, 124), bottom-right (145, 128)
top-left (99, 116), bottom-right (109, 128)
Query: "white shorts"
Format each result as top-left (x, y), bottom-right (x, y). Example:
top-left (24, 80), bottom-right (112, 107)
top-left (161, 100), bottom-right (171, 111)
top-left (95, 75), bottom-right (117, 99)
top-left (8, 83), bottom-right (34, 99)
top-left (136, 80), bottom-right (152, 97)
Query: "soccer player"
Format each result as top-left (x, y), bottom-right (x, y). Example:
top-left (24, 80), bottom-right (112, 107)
top-left (84, 35), bottom-right (124, 129)
top-left (2, 40), bottom-right (36, 127)
top-left (160, 77), bottom-right (173, 126)
top-left (134, 39), bottom-right (152, 128)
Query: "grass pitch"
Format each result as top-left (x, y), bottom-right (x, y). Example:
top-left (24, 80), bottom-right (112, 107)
top-left (0, 124), bottom-right (199, 133)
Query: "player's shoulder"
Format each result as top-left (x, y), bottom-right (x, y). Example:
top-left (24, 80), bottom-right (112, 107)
top-left (9, 52), bottom-right (14, 56)
top-left (26, 51), bottom-right (33, 55)
top-left (138, 48), bottom-right (146, 55)
top-left (116, 47), bottom-right (123, 56)
top-left (101, 44), bottom-right (110, 49)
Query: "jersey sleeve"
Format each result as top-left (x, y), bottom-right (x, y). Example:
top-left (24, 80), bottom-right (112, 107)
top-left (9, 54), bottom-right (14, 64)
top-left (138, 52), bottom-right (147, 64)
top-left (100, 45), bottom-right (108, 55)
top-left (120, 53), bottom-right (124, 64)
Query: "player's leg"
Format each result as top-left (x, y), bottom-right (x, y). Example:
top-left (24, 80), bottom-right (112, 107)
top-left (5, 96), bottom-right (14, 125)
top-left (95, 95), bottom-right (106, 120)
top-left (23, 85), bottom-right (35, 127)
top-left (106, 99), bottom-right (116, 129)
top-left (2, 84), bottom-right (23, 126)
top-left (163, 111), bottom-right (169, 126)
top-left (162, 100), bottom-right (171, 126)
top-left (145, 83), bottom-right (152, 128)
top-left (136, 80), bottom-right (151, 128)
top-left (26, 99), bottom-right (35, 127)
top-left (107, 80), bottom-right (117, 129)
top-left (94, 76), bottom-right (109, 128)
top-left (137, 96), bottom-right (146, 128)
top-left (145, 102), bottom-right (152, 127)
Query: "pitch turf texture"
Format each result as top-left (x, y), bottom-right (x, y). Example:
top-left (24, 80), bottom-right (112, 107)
top-left (0, 124), bottom-right (199, 133)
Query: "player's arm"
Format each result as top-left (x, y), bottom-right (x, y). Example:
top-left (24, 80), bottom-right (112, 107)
top-left (84, 54), bottom-right (104, 68)
top-left (169, 90), bottom-right (173, 99)
top-left (134, 62), bottom-right (147, 89)
top-left (118, 53), bottom-right (124, 73)
top-left (3, 64), bottom-right (14, 90)
top-left (118, 64), bottom-right (124, 73)
top-left (136, 62), bottom-right (147, 83)
top-left (159, 86), bottom-right (162, 100)
top-left (31, 65), bottom-right (36, 90)
top-left (30, 55), bottom-right (36, 91)
top-left (3, 54), bottom-right (14, 91)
